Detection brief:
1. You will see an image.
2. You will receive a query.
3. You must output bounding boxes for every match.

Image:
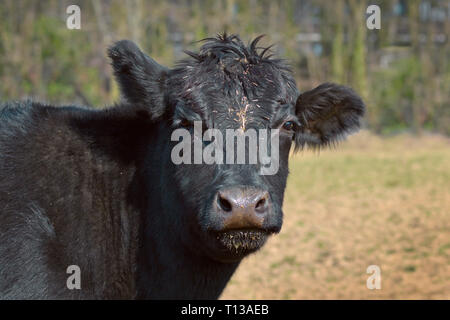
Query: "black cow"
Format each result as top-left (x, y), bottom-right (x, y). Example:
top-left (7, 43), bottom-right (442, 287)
top-left (0, 34), bottom-right (364, 299)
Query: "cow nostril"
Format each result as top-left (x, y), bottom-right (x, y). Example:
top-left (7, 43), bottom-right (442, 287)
top-left (255, 198), bottom-right (266, 210)
top-left (218, 194), bottom-right (233, 212)
top-left (255, 195), bottom-right (269, 213)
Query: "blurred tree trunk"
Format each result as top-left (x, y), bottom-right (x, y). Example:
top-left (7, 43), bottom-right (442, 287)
top-left (225, 0), bottom-right (236, 32)
top-left (93, 1), bottom-right (115, 103)
top-left (408, 0), bottom-right (424, 134)
top-left (348, 0), bottom-right (368, 117)
top-left (330, 0), bottom-right (345, 84)
top-left (126, 0), bottom-right (143, 44)
top-left (422, 8), bottom-right (435, 132)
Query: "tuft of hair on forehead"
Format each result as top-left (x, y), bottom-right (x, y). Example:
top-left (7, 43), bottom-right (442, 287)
top-left (169, 33), bottom-right (299, 129)
top-left (182, 33), bottom-right (288, 71)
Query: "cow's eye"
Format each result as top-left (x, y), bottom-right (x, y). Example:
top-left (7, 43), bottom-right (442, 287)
top-left (282, 121), bottom-right (295, 131)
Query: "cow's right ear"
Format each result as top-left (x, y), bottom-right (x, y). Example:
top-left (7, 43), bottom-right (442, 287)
top-left (108, 40), bottom-right (169, 120)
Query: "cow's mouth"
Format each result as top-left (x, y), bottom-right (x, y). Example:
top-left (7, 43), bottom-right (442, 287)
top-left (214, 229), bottom-right (269, 256)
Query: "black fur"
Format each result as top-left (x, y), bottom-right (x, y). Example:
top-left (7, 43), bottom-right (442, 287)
top-left (294, 82), bottom-right (365, 149)
top-left (0, 34), bottom-right (365, 299)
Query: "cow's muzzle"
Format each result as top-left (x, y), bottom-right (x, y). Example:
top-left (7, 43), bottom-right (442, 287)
top-left (214, 186), bottom-right (270, 230)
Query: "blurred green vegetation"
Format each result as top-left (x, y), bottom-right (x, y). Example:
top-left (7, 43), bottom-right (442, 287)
top-left (0, 0), bottom-right (448, 135)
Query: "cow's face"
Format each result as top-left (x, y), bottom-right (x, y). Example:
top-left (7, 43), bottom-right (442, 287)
top-left (109, 35), bottom-right (364, 263)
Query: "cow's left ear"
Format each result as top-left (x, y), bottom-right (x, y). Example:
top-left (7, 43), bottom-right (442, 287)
top-left (108, 40), bottom-right (169, 120)
top-left (294, 83), bottom-right (365, 149)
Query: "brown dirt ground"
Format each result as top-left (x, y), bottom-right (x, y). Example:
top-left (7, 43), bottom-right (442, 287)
top-left (221, 131), bottom-right (450, 299)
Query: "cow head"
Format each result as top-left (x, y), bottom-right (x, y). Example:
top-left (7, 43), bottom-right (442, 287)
top-left (108, 34), bottom-right (364, 263)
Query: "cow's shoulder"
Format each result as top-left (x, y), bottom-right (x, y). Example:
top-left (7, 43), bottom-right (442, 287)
top-left (0, 203), bottom-right (72, 299)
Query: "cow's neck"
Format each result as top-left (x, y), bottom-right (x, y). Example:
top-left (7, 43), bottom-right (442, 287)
top-left (136, 234), bottom-right (240, 299)
top-left (135, 181), bottom-right (240, 299)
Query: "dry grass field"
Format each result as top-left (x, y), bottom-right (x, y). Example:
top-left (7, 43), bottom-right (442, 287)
top-left (221, 131), bottom-right (450, 299)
